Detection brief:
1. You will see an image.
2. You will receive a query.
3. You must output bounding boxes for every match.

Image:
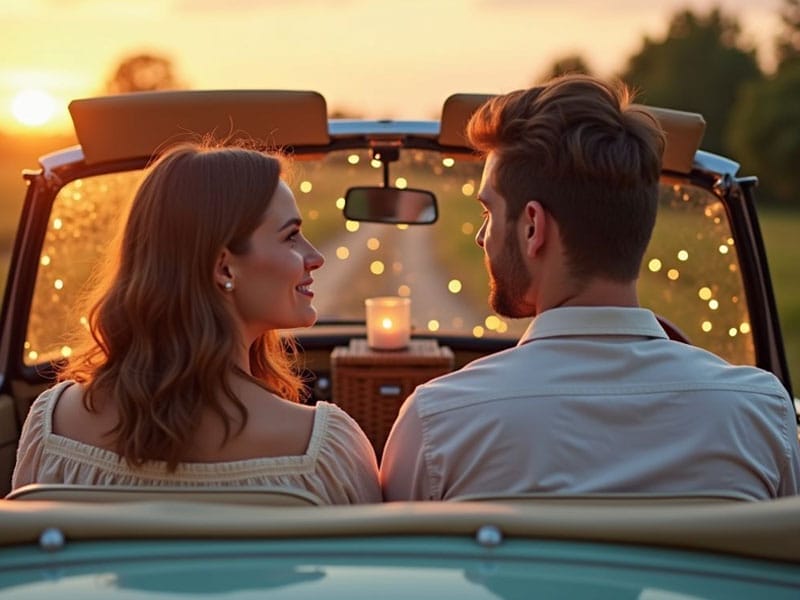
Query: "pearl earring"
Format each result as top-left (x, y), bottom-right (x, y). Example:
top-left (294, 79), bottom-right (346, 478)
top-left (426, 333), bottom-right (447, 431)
top-left (224, 280), bottom-right (234, 292)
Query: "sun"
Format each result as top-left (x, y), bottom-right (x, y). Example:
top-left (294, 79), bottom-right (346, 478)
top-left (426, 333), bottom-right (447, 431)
top-left (11, 89), bottom-right (57, 127)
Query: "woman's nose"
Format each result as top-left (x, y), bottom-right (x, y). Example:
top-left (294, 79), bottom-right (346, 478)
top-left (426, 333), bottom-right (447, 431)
top-left (306, 245), bottom-right (324, 270)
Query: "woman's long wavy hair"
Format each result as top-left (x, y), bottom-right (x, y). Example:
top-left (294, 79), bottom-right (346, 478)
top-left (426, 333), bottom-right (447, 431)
top-left (60, 143), bottom-right (305, 470)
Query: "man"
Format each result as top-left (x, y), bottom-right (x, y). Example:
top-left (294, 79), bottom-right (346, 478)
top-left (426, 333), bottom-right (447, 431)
top-left (380, 74), bottom-right (800, 501)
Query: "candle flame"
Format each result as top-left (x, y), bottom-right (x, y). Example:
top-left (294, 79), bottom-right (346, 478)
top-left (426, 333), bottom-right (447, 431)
top-left (381, 318), bottom-right (393, 330)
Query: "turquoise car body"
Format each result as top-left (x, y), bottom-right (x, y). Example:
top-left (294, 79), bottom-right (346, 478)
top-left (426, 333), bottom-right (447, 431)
top-left (2, 499), bottom-right (800, 598)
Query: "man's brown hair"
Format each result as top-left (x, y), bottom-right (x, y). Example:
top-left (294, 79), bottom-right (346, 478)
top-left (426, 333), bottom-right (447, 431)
top-left (467, 75), bottom-right (666, 281)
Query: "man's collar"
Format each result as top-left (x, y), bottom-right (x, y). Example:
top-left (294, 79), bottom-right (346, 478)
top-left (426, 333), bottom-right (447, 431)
top-left (519, 306), bottom-right (669, 345)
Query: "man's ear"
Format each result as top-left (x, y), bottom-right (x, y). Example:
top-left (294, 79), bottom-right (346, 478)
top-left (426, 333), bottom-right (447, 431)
top-left (214, 248), bottom-right (233, 287)
top-left (522, 201), bottom-right (547, 258)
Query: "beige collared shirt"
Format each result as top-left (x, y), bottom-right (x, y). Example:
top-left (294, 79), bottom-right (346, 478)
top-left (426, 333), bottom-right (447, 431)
top-left (381, 306), bottom-right (800, 501)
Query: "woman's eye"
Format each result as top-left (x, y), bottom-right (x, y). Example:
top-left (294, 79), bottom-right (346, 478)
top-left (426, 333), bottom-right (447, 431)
top-left (286, 230), bottom-right (300, 242)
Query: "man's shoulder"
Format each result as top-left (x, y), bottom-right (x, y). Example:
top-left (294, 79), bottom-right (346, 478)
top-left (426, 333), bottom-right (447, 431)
top-left (409, 346), bottom-right (526, 417)
top-left (665, 343), bottom-right (788, 396)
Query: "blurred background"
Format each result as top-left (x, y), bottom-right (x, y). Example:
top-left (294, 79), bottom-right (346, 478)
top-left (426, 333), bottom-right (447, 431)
top-left (1, 0), bottom-right (798, 387)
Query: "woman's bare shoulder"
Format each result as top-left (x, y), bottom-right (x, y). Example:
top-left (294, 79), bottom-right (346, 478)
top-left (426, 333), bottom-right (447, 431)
top-left (51, 381), bottom-right (116, 446)
top-left (57, 380), bottom-right (85, 405)
top-left (244, 392), bottom-right (316, 454)
top-left (189, 380), bottom-right (317, 461)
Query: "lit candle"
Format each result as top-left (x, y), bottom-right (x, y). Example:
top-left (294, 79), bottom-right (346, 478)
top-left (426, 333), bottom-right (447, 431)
top-left (365, 296), bottom-right (411, 350)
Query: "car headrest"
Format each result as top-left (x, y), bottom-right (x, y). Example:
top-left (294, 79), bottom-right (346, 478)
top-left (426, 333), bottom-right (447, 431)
top-left (69, 90), bottom-right (330, 165)
top-left (438, 93), bottom-right (706, 175)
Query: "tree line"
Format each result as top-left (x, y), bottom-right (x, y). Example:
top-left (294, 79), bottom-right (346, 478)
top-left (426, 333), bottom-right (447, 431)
top-left (539, 0), bottom-right (800, 206)
top-left (109, 1), bottom-right (800, 205)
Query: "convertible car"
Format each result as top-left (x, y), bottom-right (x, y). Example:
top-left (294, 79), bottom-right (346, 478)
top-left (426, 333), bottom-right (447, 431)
top-left (0, 90), bottom-right (798, 596)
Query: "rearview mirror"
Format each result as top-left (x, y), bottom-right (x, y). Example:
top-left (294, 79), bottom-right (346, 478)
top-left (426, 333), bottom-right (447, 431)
top-left (343, 187), bottom-right (438, 225)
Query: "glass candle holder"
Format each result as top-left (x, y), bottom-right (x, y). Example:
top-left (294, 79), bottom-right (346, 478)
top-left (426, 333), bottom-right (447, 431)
top-left (365, 296), bottom-right (411, 350)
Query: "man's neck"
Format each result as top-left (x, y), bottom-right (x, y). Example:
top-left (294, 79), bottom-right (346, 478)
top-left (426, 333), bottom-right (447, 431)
top-left (540, 277), bottom-right (640, 312)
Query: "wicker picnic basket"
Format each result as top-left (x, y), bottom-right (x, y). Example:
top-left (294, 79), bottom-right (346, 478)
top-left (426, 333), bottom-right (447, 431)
top-left (331, 339), bottom-right (454, 460)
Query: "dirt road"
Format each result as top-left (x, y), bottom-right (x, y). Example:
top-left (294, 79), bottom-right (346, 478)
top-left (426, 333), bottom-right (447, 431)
top-left (312, 223), bottom-right (482, 332)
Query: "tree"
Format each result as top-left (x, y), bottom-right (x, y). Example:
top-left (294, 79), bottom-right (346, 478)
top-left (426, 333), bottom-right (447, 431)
top-left (727, 63), bottom-right (800, 204)
top-left (776, 0), bottom-right (800, 69)
top-left (727, 0), bottom-right (800, 204)
top-left (535, 54), bottom-right (593, 83)
top-left (105, 53), bottom-right (183, 94)
top-left (620, 8), bottom-right (761, 155)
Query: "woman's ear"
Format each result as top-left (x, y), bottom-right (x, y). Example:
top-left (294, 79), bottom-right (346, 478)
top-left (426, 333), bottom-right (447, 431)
top-left (214, 248), bottom-right (234, 288)
top-left (522, 201), bottom-right (547, 258)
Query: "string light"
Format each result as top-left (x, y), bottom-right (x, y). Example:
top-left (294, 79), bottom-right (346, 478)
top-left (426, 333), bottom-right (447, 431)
top-left (448, 279), bottom-right (462, 293)
top-left (485, 315), bottom-right (500, 330)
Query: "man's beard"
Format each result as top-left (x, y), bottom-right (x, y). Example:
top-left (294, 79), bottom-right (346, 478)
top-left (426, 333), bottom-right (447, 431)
top-left (486, 233), bottom-right (533, 318)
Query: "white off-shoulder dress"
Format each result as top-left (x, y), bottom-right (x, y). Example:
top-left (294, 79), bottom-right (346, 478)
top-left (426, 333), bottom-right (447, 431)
top-left (11, 380), bottom-right (382, 505)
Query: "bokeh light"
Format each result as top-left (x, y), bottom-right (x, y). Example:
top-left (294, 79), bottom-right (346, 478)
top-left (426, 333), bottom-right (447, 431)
top-left (448, 279), bottom-right (462, 293)
top-left (484, 315), bottom-right (501, 330)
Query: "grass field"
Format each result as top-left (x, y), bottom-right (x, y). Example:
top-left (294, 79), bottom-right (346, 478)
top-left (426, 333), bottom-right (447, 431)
top-left (758, 207), bottom-right (800, 391)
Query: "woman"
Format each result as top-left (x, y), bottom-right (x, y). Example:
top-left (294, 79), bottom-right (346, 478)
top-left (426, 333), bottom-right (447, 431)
top-left (12, 143), bottom-right (381, 504)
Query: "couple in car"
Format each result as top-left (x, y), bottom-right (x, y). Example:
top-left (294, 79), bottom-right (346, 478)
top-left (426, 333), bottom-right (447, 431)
top-left (12, 74), bottom-right (800, 503)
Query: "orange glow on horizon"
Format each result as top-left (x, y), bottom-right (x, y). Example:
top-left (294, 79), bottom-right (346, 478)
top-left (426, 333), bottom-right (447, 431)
top-left (2, 86), bottom-right (73, 135)
top-left (11, 89), bottom-right (56, 127)
top-left (0, 0), bottom-right (783, 136)
top-left (0, 64), bottom-right (85, 134)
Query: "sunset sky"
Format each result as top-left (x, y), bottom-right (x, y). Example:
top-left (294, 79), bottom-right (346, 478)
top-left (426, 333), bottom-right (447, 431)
top-left (0, 0), bottom-right (784, 135)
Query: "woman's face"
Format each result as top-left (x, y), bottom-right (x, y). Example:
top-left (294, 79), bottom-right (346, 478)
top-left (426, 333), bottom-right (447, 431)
top-left (224, 181), bottom-right (324, 341)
